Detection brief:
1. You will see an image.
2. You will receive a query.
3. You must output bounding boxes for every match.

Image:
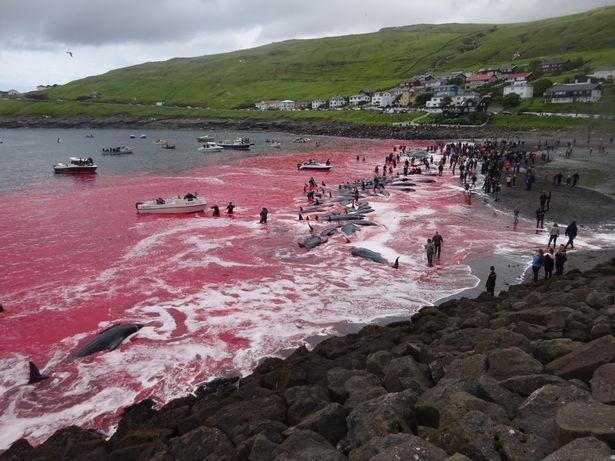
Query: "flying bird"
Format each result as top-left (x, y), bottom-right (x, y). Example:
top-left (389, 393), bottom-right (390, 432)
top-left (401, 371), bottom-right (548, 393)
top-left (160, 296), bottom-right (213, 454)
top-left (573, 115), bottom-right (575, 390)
top-left (66, 51), bottom-right (73, 58)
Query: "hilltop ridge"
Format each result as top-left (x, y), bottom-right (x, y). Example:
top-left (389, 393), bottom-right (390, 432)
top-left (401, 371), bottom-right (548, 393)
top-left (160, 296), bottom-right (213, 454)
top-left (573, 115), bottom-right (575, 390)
top-left (39, 6), bottom-right (615, 109)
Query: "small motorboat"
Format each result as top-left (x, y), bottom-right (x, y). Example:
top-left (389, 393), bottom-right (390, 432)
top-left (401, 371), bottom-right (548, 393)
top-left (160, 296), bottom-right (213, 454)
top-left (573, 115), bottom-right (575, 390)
top-left (293, 137), bottom-right (312, 143)
top-left (101, 146), bottom-right (133, 155)
top-left (196, 135), bottom-right (214, 143)
top-left (139, 134), bottom-right (147, 139)
top-left (297, 161), bottom-right (332, 171)
top-left (129, 134), bottom-right (136, 139)
top-left (153, 139), bottom-right (167, 145)
top-left (54, 157), bottom-right (98, 174)
top-left (135, 194), bottom-right (205, 214)
top-left (161, 144), bottom-right (176, 150)
top-left (198, 142), bottom-right (223, 153)
top-left (269, 141), bottom-right (281, 148)
top-left (217, 138), bottom-right (251, 150)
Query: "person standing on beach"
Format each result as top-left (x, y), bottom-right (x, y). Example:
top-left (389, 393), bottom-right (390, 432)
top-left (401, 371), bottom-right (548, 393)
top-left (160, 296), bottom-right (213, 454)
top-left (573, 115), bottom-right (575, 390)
top-left (548, 223), bottom-right (560, 247)
top-left (555, 245), bottom-right (567, 275)
top-left (544, 248), bottom-right (555, 279)
top-left (536, 207), bottom-right (545, 229)
top-left (565, 221), bottom-right (577, 249)
top-left (531, 249), bottom-right (543, 282)
top-left (572, 172), bottom-right (580, 187)
top-left (432, 231), bottom-right (443, 258)
top-left (513, 206), bottom-right (520, 224)
top-left (486, 266), bottom-right (497, 296)
top-left (425, 239), bottom-right (435, 267)
top-left (539, 191), bottom-right (548, 209)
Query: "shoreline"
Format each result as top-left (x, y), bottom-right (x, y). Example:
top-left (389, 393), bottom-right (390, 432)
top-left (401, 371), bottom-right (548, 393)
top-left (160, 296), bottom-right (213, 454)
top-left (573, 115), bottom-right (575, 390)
top-left (0, 114), bottom-right (608, 141)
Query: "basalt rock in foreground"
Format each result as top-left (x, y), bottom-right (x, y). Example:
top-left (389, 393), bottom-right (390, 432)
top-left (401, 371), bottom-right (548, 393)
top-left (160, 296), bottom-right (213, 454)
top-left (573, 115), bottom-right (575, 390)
top-left (3, 260), bottom-right (615, 460)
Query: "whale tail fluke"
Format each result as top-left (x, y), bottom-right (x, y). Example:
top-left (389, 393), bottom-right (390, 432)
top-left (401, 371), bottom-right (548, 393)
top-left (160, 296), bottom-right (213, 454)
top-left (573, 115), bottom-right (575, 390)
top-left (28, 361), bottom-right (49, 384)
top-left (393, 257), bottom-right (399, 269)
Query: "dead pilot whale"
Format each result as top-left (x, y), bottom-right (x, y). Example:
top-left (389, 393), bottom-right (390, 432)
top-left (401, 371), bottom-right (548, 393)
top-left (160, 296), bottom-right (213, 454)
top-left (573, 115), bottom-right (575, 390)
top-left (28, 323), bottom-right (144, 384)
top-left (350, 247), bottom-right (399, 268)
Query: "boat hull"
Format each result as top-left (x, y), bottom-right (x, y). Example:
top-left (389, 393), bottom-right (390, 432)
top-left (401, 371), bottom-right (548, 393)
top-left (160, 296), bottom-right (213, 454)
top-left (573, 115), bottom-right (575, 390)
top-left (136, 199), bottom-right (206, 214)
top-left (219, 144), bottom-right (250, 150)
top-left (298, 165), bottom-right (332, 171)
top-left (54, 166), bottom-right (98, 174)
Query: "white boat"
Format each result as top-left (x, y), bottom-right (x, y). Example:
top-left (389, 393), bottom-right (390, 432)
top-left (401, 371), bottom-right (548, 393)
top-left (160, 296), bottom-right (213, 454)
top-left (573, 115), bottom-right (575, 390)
top-left (198, 142), bottom-right (223, 153)
top-left (269, 141), bottom-right (281, 148)
top-left (129, 134), bottom-right (136, 139)
top-left (196, 135), bottom-right (214, 143)
top-left (101, 146), bottom-right (133, 155)
top-left (297, 161), bottom-right (332, 171)
top-left (293, 137), bottom-right (312, 143)
top-left (135, 195), bottom-right (205, 214)
top-left (139, 134), bottom-right (147, 139)
top-left (217, 138), bottom-right (251, 150)
top-left (54, 157), bottom-right (98, 174)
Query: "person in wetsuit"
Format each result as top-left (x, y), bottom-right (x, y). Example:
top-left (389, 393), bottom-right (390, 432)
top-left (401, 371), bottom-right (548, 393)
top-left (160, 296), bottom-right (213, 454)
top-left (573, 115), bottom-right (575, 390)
top-left (226, 202), bottom-right (235, 214)
top-left (211, 205), bottom-right (220, 216)
top-left (259, 207), bottom-right (268, 223)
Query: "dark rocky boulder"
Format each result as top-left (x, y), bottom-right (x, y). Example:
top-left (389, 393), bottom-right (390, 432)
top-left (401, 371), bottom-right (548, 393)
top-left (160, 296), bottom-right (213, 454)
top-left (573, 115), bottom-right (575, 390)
top-left (271, 430), bottom-right (345, 461)
top-left (556, 401), bottom-right (615, 447)
top-left (291, 403), bottom-right (348, 444)
top-left (545, 335), bottom-right (615, 382)
top-left (369, 435), bottom-right (448, 461)
top-left (542, 436), bottom-right (613, 461)
top-left (487, 347), bottom-right (543, 380)
top-left (590, 363), bottom-right (615, 404)
top-left (285, 385), bottom-right (329, 425)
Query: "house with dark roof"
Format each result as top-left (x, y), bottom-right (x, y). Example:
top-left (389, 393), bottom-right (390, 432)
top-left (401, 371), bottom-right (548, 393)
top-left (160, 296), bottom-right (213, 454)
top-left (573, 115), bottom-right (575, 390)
top-left (547, 83), bottom-right (602, 103)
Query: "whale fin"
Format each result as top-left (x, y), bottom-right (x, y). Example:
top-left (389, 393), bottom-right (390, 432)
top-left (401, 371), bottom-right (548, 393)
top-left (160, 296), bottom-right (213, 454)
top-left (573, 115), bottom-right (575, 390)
top-left (28, 361), bottom-right (49, 384)
top-left (392, 257), bottom-right (399, 269)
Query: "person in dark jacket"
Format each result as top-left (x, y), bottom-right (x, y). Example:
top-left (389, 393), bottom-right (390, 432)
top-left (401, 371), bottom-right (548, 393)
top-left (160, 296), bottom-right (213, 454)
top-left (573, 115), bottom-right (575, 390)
top-left (432, 231), bottom-right (443, 258)
top-left (543, 248), bottom-right (555, 279)
top-left (536, 208), bottom-right (545, 229)
top-left (259, 207), bottom-right (268, 224)
top-left (555, 245), bottom-right (567, 275)
top-left (531, 249), bottom-right (543, 282)
top-left (211, 205), bottom-right (220, 217)
top-left (485, 266), bottom-right (497, 295)
top-left (564, 221), bottom-right (577, 249)
top-left (226, 202), bottom-right (236, 214)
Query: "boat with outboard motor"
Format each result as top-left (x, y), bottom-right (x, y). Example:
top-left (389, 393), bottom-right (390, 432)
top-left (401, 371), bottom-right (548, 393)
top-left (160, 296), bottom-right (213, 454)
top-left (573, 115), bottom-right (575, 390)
top-left (297, 160), bottom-right (332, 171)
top-left (54, 157), bottom-right (98, 174)
top-left (101, 146), bottom-right (133, 155)
top-left (161, 144), bottom-right (176, 150)
top-left (217, 138), bottom-right (251, 150)
top-left (135, 193), bottom-right (205, 214)
top-left (198, 142), bottom-right (223, 153)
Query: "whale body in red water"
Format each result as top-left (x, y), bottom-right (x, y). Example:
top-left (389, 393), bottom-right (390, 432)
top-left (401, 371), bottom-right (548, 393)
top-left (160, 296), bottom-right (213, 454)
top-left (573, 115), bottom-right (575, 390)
top-left (70, 323), bottom-right (144, 359)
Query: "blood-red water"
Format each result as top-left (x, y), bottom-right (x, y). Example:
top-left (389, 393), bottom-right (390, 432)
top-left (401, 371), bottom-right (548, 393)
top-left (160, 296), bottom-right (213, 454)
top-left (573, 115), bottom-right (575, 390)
top-left (0, 137), bottom-right (606, 449)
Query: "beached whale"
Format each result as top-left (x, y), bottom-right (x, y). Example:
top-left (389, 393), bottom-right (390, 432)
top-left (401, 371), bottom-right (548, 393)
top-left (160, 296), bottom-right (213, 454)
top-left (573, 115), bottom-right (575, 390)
top-left (320, 227), bottom-right (337, 237)
top-left (340, 224), bottom-right (359, 236)
top-left (351, 247), bottom-right (399, 268)
top-left (299, 235), bottom-right (327, 250)
top-left (70, 323), bottom-right (144, 359)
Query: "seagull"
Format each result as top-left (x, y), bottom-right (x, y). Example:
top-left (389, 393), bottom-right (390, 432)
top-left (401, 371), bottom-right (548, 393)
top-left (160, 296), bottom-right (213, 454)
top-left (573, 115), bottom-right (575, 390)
top-left (66, 51), bottom-right (73, 58)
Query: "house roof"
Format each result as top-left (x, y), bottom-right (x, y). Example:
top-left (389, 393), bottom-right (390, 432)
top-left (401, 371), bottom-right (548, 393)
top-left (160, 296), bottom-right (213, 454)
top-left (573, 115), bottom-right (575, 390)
top-left (501, 73), bottom-right (531, 79)
top-left (468, 74), bottom-right (495, 82)
top-left (552, 83), bottom-right (600, 92)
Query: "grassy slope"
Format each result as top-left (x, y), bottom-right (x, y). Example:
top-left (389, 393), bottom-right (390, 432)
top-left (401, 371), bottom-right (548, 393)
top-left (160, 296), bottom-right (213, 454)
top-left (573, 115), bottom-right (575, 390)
top-left (40, 6), bottom-right (615, 109)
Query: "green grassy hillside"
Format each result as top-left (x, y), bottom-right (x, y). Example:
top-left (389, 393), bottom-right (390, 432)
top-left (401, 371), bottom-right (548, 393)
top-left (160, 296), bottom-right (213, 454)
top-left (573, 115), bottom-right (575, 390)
top-left (36, 6), bottom-right (615, 109)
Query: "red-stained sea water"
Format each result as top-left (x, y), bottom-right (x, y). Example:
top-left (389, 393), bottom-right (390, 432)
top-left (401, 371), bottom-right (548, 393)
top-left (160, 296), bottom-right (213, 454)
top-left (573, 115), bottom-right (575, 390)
top-left (1, 131), bottom-right (612, 449)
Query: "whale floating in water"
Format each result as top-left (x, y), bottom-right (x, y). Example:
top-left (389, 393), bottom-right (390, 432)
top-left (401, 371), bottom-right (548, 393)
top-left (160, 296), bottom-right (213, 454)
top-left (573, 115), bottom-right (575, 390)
top-left (351, 247), bottom-right (399, 269)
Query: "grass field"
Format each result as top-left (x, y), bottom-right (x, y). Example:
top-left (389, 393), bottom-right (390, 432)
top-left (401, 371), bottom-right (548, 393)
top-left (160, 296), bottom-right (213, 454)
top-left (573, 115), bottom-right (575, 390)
top-left (32, 6), bottom-right (615, 110)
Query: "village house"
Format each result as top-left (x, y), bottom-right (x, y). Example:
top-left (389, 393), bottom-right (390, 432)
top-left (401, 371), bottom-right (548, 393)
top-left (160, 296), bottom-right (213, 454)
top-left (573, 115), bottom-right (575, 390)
top-left (547, 83), bottom-right (602, 103)
top-left (387, 87), bottom-right (405, 99)
top-left (424, 78), bottom-right (445, 89)
top-left (500, 73), bottom-right (532, 83)
top-left (329, 95), bottom-right (346, 109)
top-left (399, 74), bottom-right (434, 88)
top-left (540, 60), bottom-right (568, 73)
top-left (371, 91), bottom-right (395, 108)
top-left (479, 65), bottom-right (517, 75)
top-left (7, 89), bottom-right (20, 96)
top-left (592, 66), bottom-right (615, 80)
top-left (311, 99), bottom-right (327, 110)
top-left (349, 93), bottom-right (371, 105)
top-left (503, 82), bottom-right (534, 100)
top-left (278, 100), bottom-right (296, 111)
top-left (154, 101), bottom-right (165, 107)
top-left (432, 85), bottom-right (459, 97)
top-left (295, 101), bottom-right (311, 110)
top-left (0, 91), bottom-right (9, 99)
top-left (255, 99), bottom-right (280, 111)
top-left (467, 74), bottom-right (498, 88)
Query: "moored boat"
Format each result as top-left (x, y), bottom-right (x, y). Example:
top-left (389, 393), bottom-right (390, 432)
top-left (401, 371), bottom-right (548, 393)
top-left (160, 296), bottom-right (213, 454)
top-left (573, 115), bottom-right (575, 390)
top-left (269, 141), bottom-right (281, 148)
top-left (297, 160), bottom-right (332, 171)
top-left (135, 194), bottom-right (205, 214)
top-left (217, 138), bottom-right (251, 150)
top-left (139, 134), bottom-right (147, 139)
top-left (198, 142), bottom-right (223, 153)
top-left (129, 134), bottom-right (136, 139)
top-left (101, 146), bottom-right (133, 155)
top-left (54, 157), bottom-right (98, 174)
top-left (153, 139), bottom-right (167, 145)
top-left (196, 135), bottom-right (214, 143)
top-left (161, 144), bottom-right (176, 149)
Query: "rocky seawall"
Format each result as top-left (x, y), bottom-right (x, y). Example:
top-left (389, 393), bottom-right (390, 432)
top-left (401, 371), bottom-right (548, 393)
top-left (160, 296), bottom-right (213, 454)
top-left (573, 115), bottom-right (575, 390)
top-left (0, 115), bottom-right (590, 141)
top-left (3, 259), bottom-right (615, 460)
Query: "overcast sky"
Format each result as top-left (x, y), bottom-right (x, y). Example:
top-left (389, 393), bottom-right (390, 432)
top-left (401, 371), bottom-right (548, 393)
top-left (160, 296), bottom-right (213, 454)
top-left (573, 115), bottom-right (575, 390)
top-left (1, 0), bottom-right (613, 91)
